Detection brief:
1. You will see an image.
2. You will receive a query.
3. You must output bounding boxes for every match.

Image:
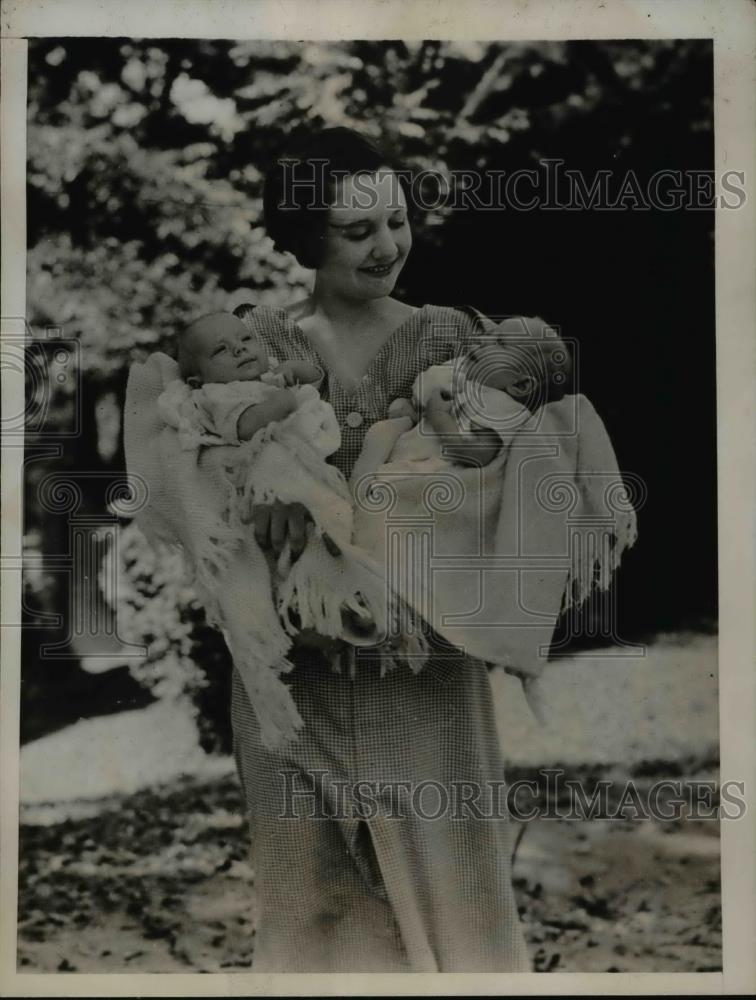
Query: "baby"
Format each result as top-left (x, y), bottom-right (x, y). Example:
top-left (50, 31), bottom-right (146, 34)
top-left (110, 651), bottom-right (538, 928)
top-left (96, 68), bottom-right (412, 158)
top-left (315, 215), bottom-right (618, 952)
top-left (424, 317), bottom-right (573, 465)
top-left (157, 310), bottom-right (380, 647)
top-left (351, 316), bottom-right (573, 482)
top-left (350, 317), bottom-right (575, 725)
top-left (160, 310), bottom-right (328, 451)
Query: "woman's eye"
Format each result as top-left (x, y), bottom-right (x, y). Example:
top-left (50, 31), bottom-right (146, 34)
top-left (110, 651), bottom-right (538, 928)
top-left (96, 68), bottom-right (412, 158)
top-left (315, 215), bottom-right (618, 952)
top-left (345, 219), bottom-right (406, 241)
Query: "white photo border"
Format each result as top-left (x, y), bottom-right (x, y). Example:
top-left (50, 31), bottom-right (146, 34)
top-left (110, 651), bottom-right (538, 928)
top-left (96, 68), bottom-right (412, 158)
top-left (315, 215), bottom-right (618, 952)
top-left (2, 1), bottom-right (754, 995)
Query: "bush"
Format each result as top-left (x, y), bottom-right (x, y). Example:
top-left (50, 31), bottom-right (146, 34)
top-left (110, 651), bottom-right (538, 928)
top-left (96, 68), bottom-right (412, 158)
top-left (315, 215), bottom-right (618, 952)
top-left (104, 522), bottom-right (234, 754)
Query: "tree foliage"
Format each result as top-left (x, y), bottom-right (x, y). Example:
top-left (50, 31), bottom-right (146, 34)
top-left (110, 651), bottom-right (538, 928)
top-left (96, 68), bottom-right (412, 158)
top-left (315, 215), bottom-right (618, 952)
top-left (27, 38), bottom-right (711, 372)
top-left (24, 39), bottom-right (715, 745)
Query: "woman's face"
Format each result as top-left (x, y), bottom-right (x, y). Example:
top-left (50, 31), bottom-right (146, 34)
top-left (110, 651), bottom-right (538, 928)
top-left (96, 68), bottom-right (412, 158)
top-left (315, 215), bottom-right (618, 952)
top-left (315, 168), bottom-right (412, 301)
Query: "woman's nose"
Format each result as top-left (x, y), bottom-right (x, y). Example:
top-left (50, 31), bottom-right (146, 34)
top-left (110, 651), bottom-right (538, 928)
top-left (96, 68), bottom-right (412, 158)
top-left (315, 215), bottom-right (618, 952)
top-left (372, 226), bottom-right (398, 260)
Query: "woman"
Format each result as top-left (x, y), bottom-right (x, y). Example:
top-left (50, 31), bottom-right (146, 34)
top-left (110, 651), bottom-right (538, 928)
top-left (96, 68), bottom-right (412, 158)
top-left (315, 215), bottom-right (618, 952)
top-left (227, 127), bottom-right (531, 972)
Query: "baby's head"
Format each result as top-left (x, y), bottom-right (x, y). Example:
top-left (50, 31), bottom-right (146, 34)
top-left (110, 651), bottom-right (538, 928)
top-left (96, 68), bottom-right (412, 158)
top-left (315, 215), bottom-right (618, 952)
top-left (463, 317), bottom-right (572, 411)
top-left (178, 311), bottom-right (270, 387)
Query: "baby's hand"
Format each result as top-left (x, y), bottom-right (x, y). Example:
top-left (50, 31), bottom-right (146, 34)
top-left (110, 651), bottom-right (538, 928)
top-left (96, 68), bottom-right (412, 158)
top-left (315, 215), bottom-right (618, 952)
top-left (387, 397), bottom-right (418, 422)
top-left (276, 360), bottom-right (300, 387)
top-left (424, 386), bottom-right (454, 419)
top-left (277, 360), bottom-right (323, 387)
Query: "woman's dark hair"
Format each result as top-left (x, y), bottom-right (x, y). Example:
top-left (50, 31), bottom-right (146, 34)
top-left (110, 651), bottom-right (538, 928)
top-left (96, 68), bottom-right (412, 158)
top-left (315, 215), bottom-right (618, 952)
top-left (262, 127), bottom-right (413, 269)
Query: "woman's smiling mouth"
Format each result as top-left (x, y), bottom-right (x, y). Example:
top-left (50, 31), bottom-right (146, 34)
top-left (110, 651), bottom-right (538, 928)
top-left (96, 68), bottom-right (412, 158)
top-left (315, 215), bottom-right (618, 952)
top-left (359, 258), bottom-right (399, 277)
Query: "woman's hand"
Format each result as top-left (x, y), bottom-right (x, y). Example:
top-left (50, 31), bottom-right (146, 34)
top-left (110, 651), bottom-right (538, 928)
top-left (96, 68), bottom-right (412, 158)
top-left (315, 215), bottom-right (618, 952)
top-left (295, 629), bottom-right (345, 655)
top-left (387, 396), bottom-right (418, 422)
top-left (245, 500), bottom-right (311, 559)
top-left (243, 499), bottom-right (343, 561)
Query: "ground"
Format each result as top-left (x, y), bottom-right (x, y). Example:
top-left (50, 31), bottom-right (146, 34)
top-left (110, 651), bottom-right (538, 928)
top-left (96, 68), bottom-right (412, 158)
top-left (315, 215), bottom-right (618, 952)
top-left (17, 769), bottom-right (721, 974)
top-left (16, 632), bottom-right (722, 973)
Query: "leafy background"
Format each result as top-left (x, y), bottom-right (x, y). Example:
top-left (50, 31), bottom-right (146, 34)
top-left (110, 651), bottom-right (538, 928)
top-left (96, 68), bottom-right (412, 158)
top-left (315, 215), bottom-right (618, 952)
top-left (23, 38), bottom-right (716, 749)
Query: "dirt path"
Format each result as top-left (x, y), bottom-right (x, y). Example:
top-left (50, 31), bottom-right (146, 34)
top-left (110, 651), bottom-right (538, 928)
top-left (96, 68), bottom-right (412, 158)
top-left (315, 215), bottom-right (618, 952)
top-left (17, 772), bottom-right (721, 973)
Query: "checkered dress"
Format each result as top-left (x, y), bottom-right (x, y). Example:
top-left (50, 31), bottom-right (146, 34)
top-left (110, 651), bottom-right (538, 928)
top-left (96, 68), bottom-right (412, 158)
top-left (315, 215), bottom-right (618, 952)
top-left (229, 303), bottom-right (530, 972)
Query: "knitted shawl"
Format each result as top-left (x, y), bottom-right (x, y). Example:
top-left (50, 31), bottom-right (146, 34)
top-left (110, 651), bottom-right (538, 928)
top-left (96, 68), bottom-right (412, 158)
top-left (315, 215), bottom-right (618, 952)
top-left (350, 361), bottom-right (638, 720)
top-left (124, 352), bottom-right (404, 748)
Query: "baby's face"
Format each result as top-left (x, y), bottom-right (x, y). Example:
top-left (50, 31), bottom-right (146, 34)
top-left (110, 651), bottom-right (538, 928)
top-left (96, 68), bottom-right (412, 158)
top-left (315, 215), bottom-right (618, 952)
top-left (463, 333), bottom-right (571, 406)
top-left (463, 339), bottom-right (538, 398)
top-left (185, 315), bottom-right (269, 384)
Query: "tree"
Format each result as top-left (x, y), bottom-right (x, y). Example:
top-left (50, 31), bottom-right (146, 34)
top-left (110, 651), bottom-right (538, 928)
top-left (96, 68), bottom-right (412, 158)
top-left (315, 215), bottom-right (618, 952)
top-left (24, 39), bottom-right (715, 747)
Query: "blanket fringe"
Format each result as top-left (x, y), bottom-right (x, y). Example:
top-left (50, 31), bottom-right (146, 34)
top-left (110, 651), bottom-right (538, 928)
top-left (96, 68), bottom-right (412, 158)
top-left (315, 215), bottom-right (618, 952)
top-left (233, 651), bottom-right (304, 748)
top-left (276, 532), bottom-right (392, 639)
top-left (562, 507), bottom-right (638, 611)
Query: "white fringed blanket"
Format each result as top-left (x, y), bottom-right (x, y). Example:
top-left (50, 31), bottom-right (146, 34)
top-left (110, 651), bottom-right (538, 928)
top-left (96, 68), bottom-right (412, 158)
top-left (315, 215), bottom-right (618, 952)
top-left (125, 351), bottom-right (637, 745)
top-left (350, 362), bottom-right (638, 718)
top-left (124, 352), bottom-right (402, 749)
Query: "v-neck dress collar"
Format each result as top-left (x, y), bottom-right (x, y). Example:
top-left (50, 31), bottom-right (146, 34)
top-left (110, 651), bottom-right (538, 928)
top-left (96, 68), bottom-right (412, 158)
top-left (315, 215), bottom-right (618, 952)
top-left (235, 302), bottom-right (479, 477)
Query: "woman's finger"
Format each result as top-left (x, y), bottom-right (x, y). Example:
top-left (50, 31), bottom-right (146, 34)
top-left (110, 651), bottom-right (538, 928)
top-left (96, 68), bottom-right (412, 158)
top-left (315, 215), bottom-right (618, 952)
top-left (287, 504), bottom-right (308, 559)
top-left (322, 533), bottom-right (342, 558)
top-left (269, 503), bottom-right (288, 556)
top-left (252, 504), bottom-right (271, 549)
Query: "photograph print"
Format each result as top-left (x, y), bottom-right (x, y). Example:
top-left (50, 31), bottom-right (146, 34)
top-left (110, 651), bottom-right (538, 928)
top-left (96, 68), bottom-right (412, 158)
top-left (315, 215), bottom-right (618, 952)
top-left (13, 32), bottom-right (731, 976)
